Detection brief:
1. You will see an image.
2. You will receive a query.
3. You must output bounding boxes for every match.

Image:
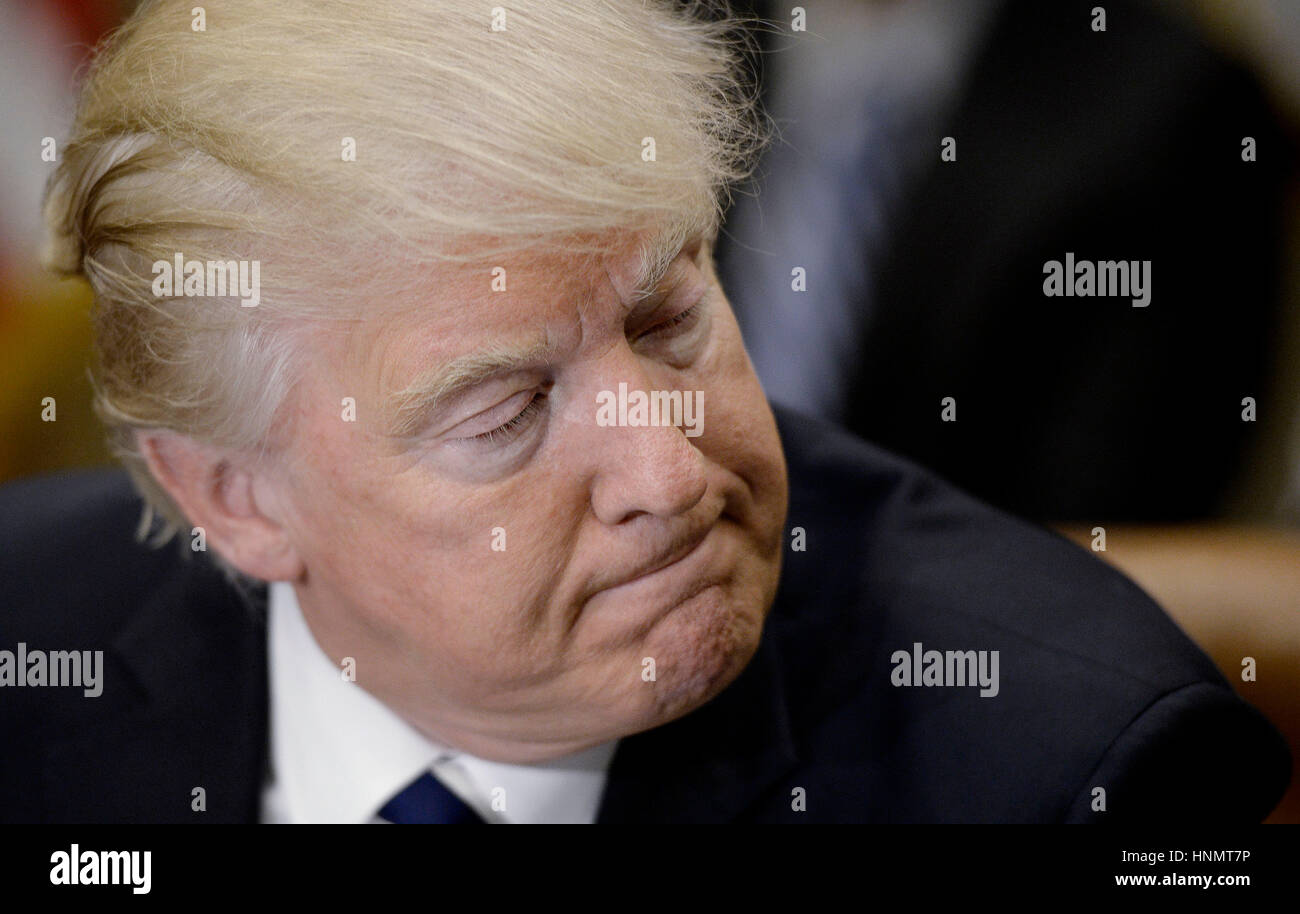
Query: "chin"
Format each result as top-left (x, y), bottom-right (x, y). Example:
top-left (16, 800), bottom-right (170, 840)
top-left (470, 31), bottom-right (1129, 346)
top-left (640, 581), bottom-right (765, 723)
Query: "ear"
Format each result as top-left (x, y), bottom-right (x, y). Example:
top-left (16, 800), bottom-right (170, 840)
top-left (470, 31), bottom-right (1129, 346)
top-left (136, 429), bottom-right (304, 582)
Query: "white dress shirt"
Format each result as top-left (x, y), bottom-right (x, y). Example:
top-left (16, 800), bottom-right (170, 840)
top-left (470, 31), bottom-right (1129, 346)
top-left (260, 580), bottom-right (618, 824)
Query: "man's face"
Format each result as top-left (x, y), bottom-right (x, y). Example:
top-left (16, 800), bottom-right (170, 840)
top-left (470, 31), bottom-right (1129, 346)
top-left (268, 228), bottom-right (788, 763)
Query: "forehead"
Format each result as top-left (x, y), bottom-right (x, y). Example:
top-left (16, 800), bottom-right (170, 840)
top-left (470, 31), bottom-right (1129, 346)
top-left (334, 225), bottom-right (698, 405)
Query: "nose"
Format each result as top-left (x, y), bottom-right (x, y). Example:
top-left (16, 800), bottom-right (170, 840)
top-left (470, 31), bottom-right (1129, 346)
top-left (583, 370), bottom-right (708, 526)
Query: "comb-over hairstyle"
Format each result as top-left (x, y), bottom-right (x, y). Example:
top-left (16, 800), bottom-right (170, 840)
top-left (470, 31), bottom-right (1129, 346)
top-left (42, 0), bottom-right (768, 553)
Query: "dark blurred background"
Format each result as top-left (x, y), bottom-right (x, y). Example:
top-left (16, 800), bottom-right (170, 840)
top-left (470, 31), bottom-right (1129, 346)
top-left (4, 0), bottom-right (1299, 820)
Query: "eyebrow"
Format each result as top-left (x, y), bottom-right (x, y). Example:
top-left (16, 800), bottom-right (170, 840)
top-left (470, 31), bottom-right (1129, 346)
top-left (386, 334), bottom-right (554, 439)
top-left (385, 219), bottom-right (710, 439)
top-left (628, 222), bottom-right (698, 304)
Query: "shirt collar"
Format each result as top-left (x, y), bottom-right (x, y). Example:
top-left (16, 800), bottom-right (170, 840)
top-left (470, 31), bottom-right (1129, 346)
top-left (264, 580), bottom-right (616, 823)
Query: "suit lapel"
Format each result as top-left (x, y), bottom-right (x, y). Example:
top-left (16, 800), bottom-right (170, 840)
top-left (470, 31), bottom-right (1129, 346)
top-left (41, 556), bottom-right (268, 823)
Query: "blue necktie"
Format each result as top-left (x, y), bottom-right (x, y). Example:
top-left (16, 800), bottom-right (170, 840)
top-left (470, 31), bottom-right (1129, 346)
top-left (378, 771), bottom-right (486, 824)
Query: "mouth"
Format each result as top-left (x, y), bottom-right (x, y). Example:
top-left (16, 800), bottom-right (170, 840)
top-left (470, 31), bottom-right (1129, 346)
top-left (571, 513), bottom-right (752, 653)
top-left (582, 521), bottom-right (729, 632)
top-left (613, 525), bottom-right (714, 590)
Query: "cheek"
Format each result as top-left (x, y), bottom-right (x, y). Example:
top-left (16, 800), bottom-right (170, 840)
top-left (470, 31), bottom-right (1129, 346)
top-left (288, 421), bottom-right (586, 673)
top-left (698, 306), bottom-right (787, 486)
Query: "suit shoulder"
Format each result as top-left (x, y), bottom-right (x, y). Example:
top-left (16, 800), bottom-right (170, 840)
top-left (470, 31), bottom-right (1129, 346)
top-left (773, 404), bottom-right (1224, 695)
top-left (1064, 681), bottom-right (1290, 822)
top-left (770, 407), bottom-right (1286, 820)
top-left (0, 469), bottom-right (182, 642)
top-left (0, 466), bottom-right (140, 538)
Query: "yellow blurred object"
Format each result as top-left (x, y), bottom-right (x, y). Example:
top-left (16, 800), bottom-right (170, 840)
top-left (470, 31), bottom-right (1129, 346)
top-left (0, 275), bottom-right (112, 483)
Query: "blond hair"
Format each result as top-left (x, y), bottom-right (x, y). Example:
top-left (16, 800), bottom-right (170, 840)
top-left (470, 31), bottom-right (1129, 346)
top-left (42, 0), bottom-right (767, 552)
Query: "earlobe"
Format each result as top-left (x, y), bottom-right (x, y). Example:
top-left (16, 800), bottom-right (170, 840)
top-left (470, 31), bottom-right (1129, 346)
top-left (136, 430), bottom-right (305, 582)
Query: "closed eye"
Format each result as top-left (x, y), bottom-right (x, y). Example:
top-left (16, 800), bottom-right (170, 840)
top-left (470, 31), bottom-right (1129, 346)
top-left (461, 391), bottom-right (547, 446)
top-left (634, 300), bottom-right (705, 343)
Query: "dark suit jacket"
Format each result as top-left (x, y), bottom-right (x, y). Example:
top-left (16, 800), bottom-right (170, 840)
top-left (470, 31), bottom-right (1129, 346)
top-left (0, 406), bottom-right (1289, 822)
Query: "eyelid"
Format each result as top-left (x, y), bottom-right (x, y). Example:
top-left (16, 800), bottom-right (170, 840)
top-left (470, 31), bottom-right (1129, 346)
top-left (473, 393), bottom-right (545, 444)
top-left (448, 388), bottom-right (548, 447)
top-left (632, 291), bottom-right (709, 343)
top-left (441, 387), bottom-right (531, 437)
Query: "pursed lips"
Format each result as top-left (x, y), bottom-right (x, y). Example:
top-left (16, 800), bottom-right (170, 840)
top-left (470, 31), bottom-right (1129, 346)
top-left (612, 523), bottom-right (715, 591)
top-left (573, 518), bottom-right (732, 642)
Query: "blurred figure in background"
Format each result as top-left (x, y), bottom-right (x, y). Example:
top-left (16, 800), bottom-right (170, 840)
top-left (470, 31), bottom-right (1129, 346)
top-left (718, 0), bottom-right (1297, 523)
